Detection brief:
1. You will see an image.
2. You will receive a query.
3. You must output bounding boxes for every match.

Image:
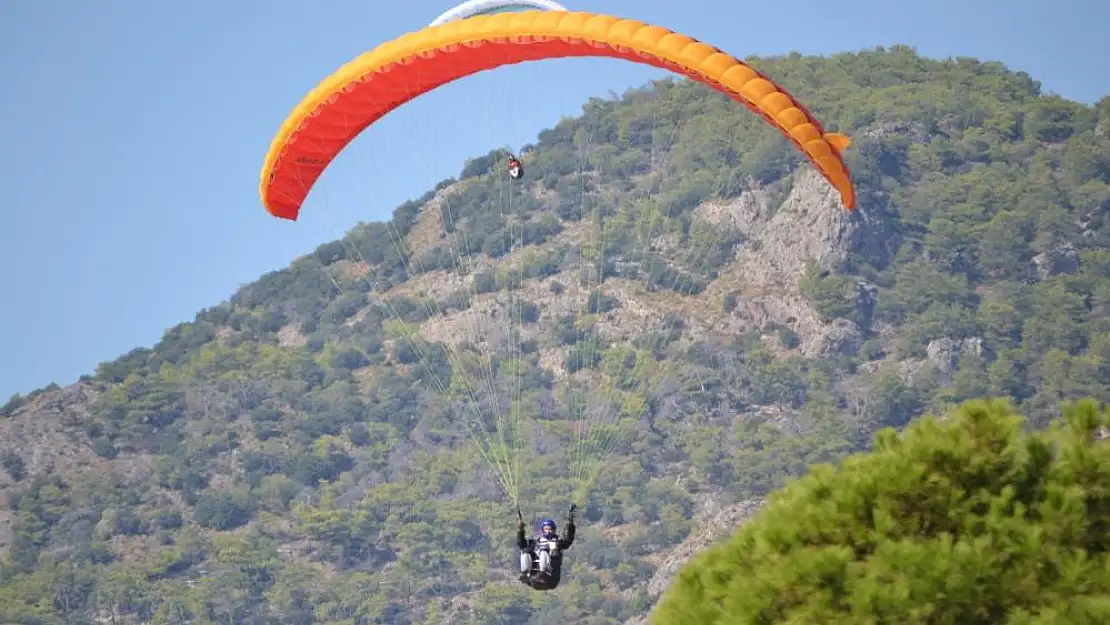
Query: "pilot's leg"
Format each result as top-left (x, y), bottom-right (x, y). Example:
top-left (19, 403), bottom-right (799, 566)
top-left (519, 551), bottom-right (532, 580)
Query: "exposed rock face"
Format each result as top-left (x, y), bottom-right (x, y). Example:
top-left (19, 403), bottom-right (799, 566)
top-left (698, 169), bottom-right (868, 358)
top-left (625, 497), bottom-right (764, 625)
top-left (405, 181), bottom-right (461, 257)
top-left (926, 337), bottom-right (989, 375)
top-left (645, 498), bottom-right (763, 598)
top-left (0, 383), bottom-right (102, 482)
top-left (406, 167), bottom-right (883, 378)
top-left (1032, 241), bottom-right (1079, 279)
top-left (277, 324), bottom-right (307, 348)
top-left (862, 120), bottom-right (931, 144)
top-left (0, 383), bottom-right (104, 550)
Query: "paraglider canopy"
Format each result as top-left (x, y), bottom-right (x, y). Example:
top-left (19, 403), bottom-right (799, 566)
top-left (260, 10), bottom-right (857, 220)
top-left (429, 0), bottom-right (569, 26)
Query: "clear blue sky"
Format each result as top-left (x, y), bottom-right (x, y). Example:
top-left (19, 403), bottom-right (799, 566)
top-left (1, 0), bottom-right (1107, 399)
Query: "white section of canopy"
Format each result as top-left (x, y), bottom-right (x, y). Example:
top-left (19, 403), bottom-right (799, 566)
top-left (429, 0), bottom-right (569, 26)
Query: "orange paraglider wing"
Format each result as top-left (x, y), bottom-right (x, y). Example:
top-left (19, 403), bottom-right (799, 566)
top-left (260, 11), bottom-right (855, 220)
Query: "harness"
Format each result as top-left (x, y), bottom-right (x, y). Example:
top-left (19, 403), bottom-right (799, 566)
top-left (535, 534), bottom-right (559, 552)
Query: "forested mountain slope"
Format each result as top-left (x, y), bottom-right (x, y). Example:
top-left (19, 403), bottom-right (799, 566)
top-left (1, 45), bottom-right (1108, 625)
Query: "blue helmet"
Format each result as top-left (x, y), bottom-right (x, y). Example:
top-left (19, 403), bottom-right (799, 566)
top-left (540, 519), bottom-right (556, 534)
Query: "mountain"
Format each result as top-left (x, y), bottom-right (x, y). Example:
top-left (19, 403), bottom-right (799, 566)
top-left (1, 45), bottom-right (1108, 625)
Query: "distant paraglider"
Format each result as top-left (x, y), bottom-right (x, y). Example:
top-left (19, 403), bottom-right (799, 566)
top-left (507, 154), bottom-right (523, 180)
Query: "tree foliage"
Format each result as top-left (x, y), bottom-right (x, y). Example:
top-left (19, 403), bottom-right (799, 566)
top-left (655, 399), bottom-right (1110, 624)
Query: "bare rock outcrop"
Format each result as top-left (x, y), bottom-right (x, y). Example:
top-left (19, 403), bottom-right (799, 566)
top-left (1032, 241), bottom-right (1079, 280)
top-left (0, 383), bottom-right (104, 550)
top-left (399, 165), bottom-right (892, 373)
top-left (625, 497), bottom-right (764, 625)
top-left (926, 336), bottom-right (988, 375)
top-left (699, 169), bottom-right (869, 357)
top-left (644, 498), bottom-right (763, 597)
top-left (0, 383), bottom-right (102, 482)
